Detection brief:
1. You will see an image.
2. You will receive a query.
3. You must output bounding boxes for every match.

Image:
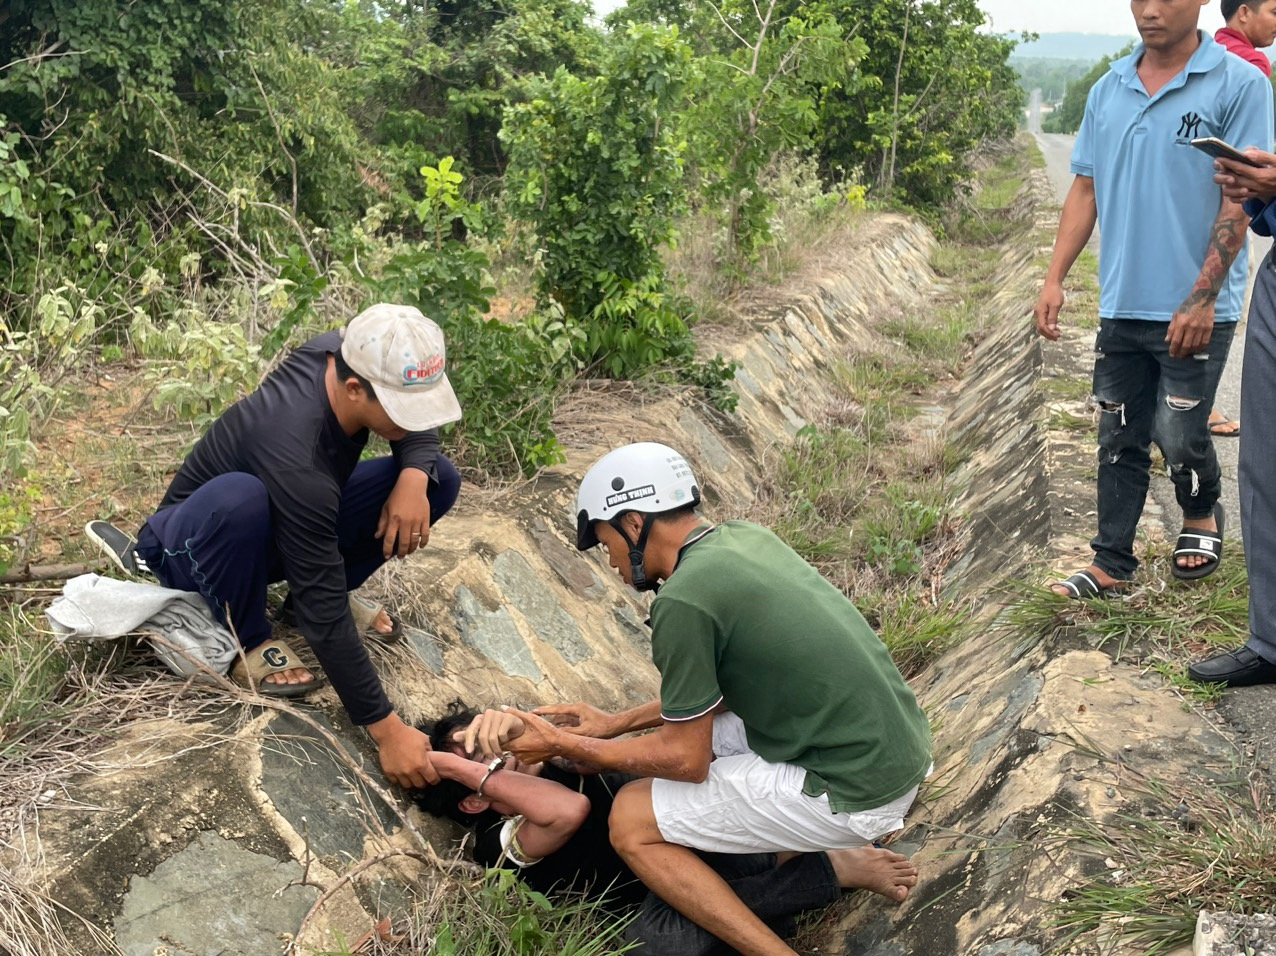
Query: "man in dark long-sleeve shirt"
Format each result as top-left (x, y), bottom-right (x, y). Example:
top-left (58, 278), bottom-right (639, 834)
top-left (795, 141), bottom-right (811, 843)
top-left (129, 304), bottom-right (462, 787)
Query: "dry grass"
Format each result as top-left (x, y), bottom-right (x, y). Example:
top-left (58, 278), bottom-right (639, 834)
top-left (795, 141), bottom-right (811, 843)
top-left (0, 871), bottom-right (122, 956)
top-left (1053, 772), bottom-right (1276, 954)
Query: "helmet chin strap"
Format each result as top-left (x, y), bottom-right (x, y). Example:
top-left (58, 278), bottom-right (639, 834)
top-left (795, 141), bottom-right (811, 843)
top-left (612, 515), bottom-right (659, 593)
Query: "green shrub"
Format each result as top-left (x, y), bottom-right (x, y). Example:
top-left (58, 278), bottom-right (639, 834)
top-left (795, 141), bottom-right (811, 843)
top-left (502, 24), bottom-right (692, 370)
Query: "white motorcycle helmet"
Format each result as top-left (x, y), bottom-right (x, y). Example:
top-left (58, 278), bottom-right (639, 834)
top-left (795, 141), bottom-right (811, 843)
top-left (575, 442), bottom-right (701, 591)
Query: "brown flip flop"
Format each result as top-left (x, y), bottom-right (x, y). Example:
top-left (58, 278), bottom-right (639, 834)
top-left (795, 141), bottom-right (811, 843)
top-left (349, 594), bottom-right (404, 643)
top-left (230, 638), bottom-right (324, 697)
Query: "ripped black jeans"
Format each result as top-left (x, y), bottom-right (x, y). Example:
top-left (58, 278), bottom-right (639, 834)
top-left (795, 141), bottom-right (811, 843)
top-left (1090, 318), bottom-right (1235, 580)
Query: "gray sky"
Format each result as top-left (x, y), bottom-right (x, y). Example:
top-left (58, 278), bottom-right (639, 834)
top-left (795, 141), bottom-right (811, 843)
top-left (978, 0), bottom-right (1224, 38)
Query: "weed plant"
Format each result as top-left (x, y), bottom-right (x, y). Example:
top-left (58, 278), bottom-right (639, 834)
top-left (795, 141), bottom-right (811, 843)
top-left (1053, 777), bottom-right (1276, 954)
top-left (320, 869), bottom-right (636, 956)
top-left (0, 603), bottom-right (69, 760)
top-left (1000, 547), bottom-right (1248, 663)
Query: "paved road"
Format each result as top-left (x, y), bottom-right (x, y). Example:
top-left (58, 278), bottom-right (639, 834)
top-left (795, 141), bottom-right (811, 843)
top-left (1032, 131), bottom-right (1253, 543)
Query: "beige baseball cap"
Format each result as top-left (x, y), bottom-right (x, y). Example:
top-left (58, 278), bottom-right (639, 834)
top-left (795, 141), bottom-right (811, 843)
top-left (339, 304), bottom-right (463, 432)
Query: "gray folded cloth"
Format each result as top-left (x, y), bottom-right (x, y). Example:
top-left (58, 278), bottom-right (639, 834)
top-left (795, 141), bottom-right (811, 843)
top-left (46, 573), bottom-right (238, 677)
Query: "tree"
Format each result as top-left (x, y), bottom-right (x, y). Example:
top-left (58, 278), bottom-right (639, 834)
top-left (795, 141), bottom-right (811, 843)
top-left (1011, 56), bottom-right (1096, 106)
top-left (333, 0), bottom-right (603, 185)
top-left (0, 0), bottom-right (368, 314)
top-left (680, 0), bottom-right (862, 259)
top-left (501, 23), bottom-right (695, 376)
top-left (811, 0), bottom-right (1024, 209)
top-left (1041, 45), bottom-right (1133, 134)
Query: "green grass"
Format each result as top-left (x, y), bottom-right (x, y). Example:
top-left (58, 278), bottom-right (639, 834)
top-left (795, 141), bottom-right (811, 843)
top-left (1072, 250), bottom-right (1100, 291)
top-left (769, 425), bottom-right (872, 561)
top-left (998, 545), bottom-right (1249, 662)
top-left (880, 302), bottom-right (982, 376)
top-left (1046, 408), bottom-right (1093, 432)
top-left (930, 244), bottom-right (1002, 282)
top-left (0, 602), bottom-right (71, 760)
top-left (1053, 777), bottom-right (1276, 954)
top-left (870, 593), bottom-right (973, 676)
top-left (1037, 376), bottom-right (1091, 403)
top-left (392, 868), bottom-right (636, 956)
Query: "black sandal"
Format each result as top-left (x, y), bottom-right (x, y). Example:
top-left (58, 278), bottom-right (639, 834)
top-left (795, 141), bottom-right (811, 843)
top-left (1052, 570), bottom-right (1126, 600)
top-left (1171, 501), bottom-right (1225, 581)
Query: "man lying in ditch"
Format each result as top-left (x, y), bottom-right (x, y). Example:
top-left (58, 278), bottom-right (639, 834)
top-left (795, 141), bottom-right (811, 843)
top-left (414, 700), bottom-right (873, 954)
top-left (444, 442), bottom-right (931, 956)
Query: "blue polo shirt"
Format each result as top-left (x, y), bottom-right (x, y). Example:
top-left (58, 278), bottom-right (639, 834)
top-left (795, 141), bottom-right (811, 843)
top-left (1072, 33), bottom-right (1273, 322)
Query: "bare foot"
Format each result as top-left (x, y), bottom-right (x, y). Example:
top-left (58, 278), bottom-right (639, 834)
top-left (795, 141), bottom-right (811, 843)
top-left (1208, 409), bottom-right (1240, 437)
top-left (1050, 564), bottom-right (1126, 597)
top-left (264, 666), bottom-right (315, 686)
top-left (1177, 514), bottom-right (1219, 571)
top-left (826, 846), bottom-right (919, 903)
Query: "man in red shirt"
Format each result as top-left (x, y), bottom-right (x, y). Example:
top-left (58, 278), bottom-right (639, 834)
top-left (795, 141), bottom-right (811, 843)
top-left (1209, 0), bottom-right (1276, 438)
top-left (1217, 0), bottom-right (1276, 76)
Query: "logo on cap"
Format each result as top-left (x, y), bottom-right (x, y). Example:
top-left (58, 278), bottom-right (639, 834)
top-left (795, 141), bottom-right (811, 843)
top-left (404, 354), bottom-right (446, 386)
top-left (605, 484), bottom-right (656, 508)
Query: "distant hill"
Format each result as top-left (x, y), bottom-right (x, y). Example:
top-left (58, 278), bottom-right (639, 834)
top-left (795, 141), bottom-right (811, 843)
top-left (1009, 32), bottom-right (1137, 61)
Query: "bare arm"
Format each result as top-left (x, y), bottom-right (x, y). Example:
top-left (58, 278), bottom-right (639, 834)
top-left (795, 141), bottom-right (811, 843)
top-left (1035, 175), bottom-right (1097, 341)
top-left (532, 699), bottom-right (665, 738)
top-left (1166, 196), bottom-right (1249, 358)
top-left (427, 751), bottom-right (590, 859)
top-left (504, 706), bottom-right (715, 783)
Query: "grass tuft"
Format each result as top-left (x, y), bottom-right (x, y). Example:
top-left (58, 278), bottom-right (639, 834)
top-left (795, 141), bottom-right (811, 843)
top-left (0, 602), bottom-right (71, 761)
top-left (1054, 776), bottom-right (1276, 954)
top-left (324, 867), bottom-right (637, 956)
top-left (1045, 408), bottom-right (1093, 433)
top-left (880, 302), bottom-right (983, 376)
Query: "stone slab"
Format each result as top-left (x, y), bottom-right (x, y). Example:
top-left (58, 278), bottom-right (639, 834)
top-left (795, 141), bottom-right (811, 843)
top-left (260, 711), bottom-right (396, 861)
top-left (406, 625), bottom-right (445, 674)
top-left (114, 830), bottom-right (318, 956)
top-left (978, 939), bottom-right (1040, 956)
top-left (678, 407), bottom-right (733, 475)
top-left (493, 550), bottom-right (591, 664)
top-left (613, 603), bottom-right (652, 655)
top-left (455, 585), bottom-right (542, 682)
top-left (530, 516), bottom-right (607, 600)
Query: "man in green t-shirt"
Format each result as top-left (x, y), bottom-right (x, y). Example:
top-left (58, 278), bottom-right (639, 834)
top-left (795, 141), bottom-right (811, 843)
top-left (465, 442), bottom-right (931, 956)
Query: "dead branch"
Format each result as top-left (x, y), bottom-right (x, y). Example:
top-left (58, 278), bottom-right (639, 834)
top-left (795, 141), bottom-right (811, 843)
top-left (0, 562), bottom-right (100, 585)
top-left (147, 149), bottom-right (319, 271)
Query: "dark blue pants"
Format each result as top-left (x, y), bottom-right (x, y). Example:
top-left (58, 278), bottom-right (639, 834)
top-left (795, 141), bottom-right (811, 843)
top-left (623, 852), bottom-right (841, 955)
top-left (1090, 319), bottom-right (1234, 579)
top-left (135, 457), bottom-right (461, 649)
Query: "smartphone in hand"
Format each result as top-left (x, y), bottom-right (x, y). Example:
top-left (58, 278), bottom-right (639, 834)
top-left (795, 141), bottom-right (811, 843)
top-left (1191, 137), bottom-right (1263, 166)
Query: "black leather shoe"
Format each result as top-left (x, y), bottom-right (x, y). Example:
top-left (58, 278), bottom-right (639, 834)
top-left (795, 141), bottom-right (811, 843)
top-left (1187, 647), bottom-right (1276, 686)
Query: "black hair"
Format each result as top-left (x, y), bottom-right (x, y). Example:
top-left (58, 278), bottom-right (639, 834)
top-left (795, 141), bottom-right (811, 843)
top-left (410, 699), bottom-right (502, 831)
top-left (333, 347), bottom-right (378, 402)
top-left (1222, 0), bottom-right (1259, 20)
top-left (650, 503), bottom-right (700, 525)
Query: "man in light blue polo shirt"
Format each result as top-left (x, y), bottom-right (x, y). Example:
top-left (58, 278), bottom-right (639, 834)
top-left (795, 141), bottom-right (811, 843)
top-left (1034, 0), bottom-right (1273, 600)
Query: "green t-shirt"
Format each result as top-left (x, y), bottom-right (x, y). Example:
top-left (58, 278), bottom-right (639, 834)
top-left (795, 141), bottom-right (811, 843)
top-left (650, 521), bottom-right (932, 813)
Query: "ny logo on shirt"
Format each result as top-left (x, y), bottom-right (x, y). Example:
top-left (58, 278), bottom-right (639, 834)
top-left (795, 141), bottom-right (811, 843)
top-left (1177, 112), bottom-right (1203, 138)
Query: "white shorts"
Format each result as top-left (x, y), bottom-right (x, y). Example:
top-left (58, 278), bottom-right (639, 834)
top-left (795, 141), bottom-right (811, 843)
top-left (650, 713), bottom-right (922, 854)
